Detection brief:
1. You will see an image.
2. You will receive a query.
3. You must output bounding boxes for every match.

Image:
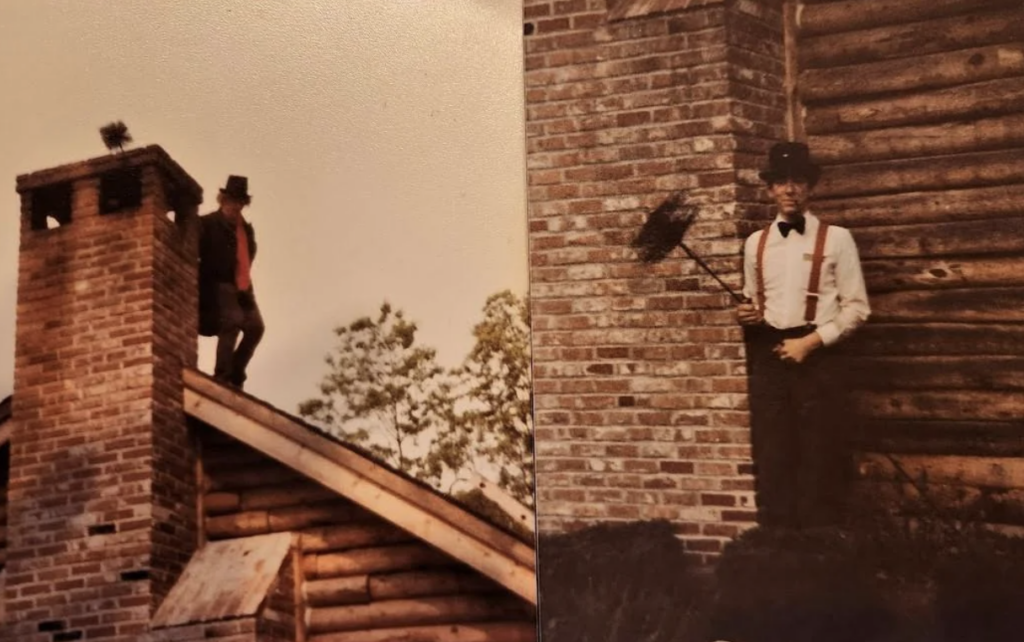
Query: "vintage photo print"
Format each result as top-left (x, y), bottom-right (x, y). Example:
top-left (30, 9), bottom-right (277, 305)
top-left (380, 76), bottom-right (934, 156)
top-left (0, 2), bottom-right (538, 641)
top-left (523, 1), bottom-right (1024, 641)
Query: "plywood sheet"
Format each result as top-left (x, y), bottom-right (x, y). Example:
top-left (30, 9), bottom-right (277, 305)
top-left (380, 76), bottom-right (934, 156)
top-left (151, 532), bottom-right (293, 628)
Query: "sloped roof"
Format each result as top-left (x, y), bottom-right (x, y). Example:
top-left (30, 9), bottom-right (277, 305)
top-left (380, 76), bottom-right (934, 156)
top-left (191, 377), bottom-right (533, 545)
top-left (182, 368), bottom-right (537, 604)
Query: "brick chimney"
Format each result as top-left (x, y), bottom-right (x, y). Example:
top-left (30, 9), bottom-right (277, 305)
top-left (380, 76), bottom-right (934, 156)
top-left (3, 146), bottom-right (203, 641)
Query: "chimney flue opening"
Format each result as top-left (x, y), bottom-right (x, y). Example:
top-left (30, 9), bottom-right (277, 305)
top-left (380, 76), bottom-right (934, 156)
top-left (99, 167), bottom-right (143, 214)
top-left (29, 182), bottom-right (73, 230)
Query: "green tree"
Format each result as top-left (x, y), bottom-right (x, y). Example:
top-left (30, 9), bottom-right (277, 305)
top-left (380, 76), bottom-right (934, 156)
top-left (299, 292), bottom-right (536, 512)
top-left (297, 302), bottom-right (445, 479)
top-left (431, 290), bottom-right (535, 507)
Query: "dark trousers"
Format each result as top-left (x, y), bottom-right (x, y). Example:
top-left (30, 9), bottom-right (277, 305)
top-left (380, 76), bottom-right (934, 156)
top-left (744, 324), bottom-right (850, 529)
top-left (214, 283), bottom-right (264, 389)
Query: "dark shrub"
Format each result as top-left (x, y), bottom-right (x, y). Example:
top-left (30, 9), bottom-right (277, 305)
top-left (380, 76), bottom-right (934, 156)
top-left (933, 531), bottom-right (1024, 642)
top-left (537, 520), bottom-right (710, 642)
top-left (710, 526), bottom-right (896, 642)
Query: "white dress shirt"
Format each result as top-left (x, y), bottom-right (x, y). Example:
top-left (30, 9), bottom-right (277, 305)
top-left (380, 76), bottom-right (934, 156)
top-left (742, 211), bottom-right (871, 346)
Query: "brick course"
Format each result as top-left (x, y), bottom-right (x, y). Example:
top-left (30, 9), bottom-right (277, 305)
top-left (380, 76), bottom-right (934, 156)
top-left (525, 0), bottom-right (785, 558)
top-left (3, 147), bottom-right (203, 640)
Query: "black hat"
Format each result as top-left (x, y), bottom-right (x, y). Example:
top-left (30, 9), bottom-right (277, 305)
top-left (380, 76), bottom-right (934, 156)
top-left (758, 142), bottom-right (821, 187)
top-left (219, 175), bottom-right (251, 204)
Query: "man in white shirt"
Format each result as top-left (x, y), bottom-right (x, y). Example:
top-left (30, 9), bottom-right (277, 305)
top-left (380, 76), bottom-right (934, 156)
top-left (736, 142), bottom-right (871, 529)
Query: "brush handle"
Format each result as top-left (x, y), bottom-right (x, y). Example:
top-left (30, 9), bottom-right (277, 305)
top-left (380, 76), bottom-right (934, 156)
top-left (678, 242), bottom-right (745, 303)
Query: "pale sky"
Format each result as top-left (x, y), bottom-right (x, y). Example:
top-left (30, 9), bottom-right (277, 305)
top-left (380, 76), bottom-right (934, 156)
top-left (0, 1), bottom-right (529, 413)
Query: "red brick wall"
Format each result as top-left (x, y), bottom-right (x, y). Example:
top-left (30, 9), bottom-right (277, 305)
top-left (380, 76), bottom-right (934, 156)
top-left (524, 0), bottom-right (786, 558)
top-left (3, 148), bottom-right (203, 641)
top-left (148, 163), bottom-right (202, 609)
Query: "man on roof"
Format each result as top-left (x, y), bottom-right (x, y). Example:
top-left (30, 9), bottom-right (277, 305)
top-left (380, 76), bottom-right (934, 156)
top-left (198, 175), bottom-right (264, 390)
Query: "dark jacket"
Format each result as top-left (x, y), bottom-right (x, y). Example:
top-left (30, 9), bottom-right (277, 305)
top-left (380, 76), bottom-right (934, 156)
top-left (198, 210), bottom-right (257, 336)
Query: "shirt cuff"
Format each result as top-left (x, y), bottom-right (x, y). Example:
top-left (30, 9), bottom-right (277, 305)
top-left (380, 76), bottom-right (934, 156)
top-left (816, 322), bottom-right (841, 347)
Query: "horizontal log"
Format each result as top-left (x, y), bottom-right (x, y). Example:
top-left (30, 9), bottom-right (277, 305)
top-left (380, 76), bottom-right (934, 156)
top-left (851, 218), bottom-right (1024, 260)
top-left (805, 76), bottom-right (1024, 135)
top-left (201, 444), bottom-right (272, 467)
top-left (854, 419), bottom-right (1024, 457)
top-left (815, 184), bottom-right (1024, 228)
top-left (305, 621), bottom-right (536, 642)
top-left (816, 149), bottom-right (1024, 199)
top-left (305, 544), bottom-right (454, 580)
top-left (205, 465), bottom-right (302, 491)
top-left (862, 257), bottom-right (1023, 293)
top-left (852, 480), bottom-right (1024, 526)
top-left (850, 389), bottom-right (1024, 422)
top-left (802, 43), bottom-right (1024, 104)
top-left (205, 502), bottom-right (363, 539)
top-left (205, 511), bottom-right (269, 539)
top-left (854, 418), bottom-right (1024, 456)
top-left (850, 478), bottom-right (971, 505)
top-left (800, 9), bottom-right (1024, 69)
top-left (839, 356), bottom-right (1024, 391)
top-left (268, 501), bottom-right (365, 532)
top-left (304, 576), bottom-right (370, 607)
top-left (368, 570), bottom-right (501, 601)
top-left (204, 491), bottom-right (241, 516)
top-left (846, 323), bottom-right (1024, 357)
top-left (857, 453), bottom-right (1024, 490)
top-left (307, 595), bottom-right (528, 634)
top-left (809, 112), bottom-right (1024, 165)
top-left (868, 287), bottom-right (1024, 323)
top-left (799, 0), bottom-right (1023, 37)
top-left (240, 482), bottom-right (340, 511)
top-left (301, 522), bottom-right (416, 554)
top-left (294, 571), bottom-right (508, 620)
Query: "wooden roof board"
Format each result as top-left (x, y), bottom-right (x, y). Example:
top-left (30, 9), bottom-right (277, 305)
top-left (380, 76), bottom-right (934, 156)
top-left (150, 532), bottom-right (294, 628)
top-left (181, 368), bottom-right (538, 605)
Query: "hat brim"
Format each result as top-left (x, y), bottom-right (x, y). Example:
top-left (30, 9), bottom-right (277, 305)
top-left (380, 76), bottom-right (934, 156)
top-left (758, 166), bottom-right (821, 186)
top-left (219, 188), bottom-right (252, 204)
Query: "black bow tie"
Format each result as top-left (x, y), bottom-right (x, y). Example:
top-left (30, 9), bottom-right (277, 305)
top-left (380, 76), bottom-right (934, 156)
top-left (778, 218), bottom-right (805, 237)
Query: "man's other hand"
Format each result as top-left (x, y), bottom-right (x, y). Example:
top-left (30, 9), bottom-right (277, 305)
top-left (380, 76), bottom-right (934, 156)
top-left (774, 333), bottom-right (823, 364)
top-left (736, 301), bottom-right (762, 326)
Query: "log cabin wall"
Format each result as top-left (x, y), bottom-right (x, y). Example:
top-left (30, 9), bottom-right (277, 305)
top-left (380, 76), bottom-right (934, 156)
top-left (1, 444), bottom-right (7, 565)
top-left (792, 0), bottom-right (1024, 524)
top-left (197, 426), bottom-right (536, 642)
top-left (1, 442), bottom-right (8, 622)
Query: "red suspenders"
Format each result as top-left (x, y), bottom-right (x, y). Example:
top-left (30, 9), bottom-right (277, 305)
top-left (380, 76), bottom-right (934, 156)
top-left (755, 226), bottom-right (770, 314)
top-left (804, 221), bottom-right (830, 323)
top-left (755, 220), bottom-right (830, 325)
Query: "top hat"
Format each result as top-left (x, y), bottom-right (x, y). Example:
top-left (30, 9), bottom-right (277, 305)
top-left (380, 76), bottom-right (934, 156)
top-left (219, 175), bottom-right (252, 204)
top-left (758, 142), bottom-right (821, 187)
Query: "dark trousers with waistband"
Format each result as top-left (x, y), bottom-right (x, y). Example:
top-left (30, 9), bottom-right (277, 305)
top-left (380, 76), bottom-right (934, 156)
top-left (214, 282), bottom-right (264, 389)
top-left (744, 323), bottom-right (851, 529)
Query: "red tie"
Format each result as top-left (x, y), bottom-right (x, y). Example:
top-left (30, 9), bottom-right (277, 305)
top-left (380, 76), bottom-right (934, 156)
top-left (235, 218), bottom-right (251, 291)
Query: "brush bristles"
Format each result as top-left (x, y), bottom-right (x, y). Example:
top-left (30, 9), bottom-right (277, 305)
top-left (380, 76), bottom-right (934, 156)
top-left (630, 193), bottom-right (695, 263)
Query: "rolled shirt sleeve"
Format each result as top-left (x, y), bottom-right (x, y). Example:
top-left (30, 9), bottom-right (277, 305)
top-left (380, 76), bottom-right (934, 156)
top-left (815, 226), bottom-right (870, 347)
